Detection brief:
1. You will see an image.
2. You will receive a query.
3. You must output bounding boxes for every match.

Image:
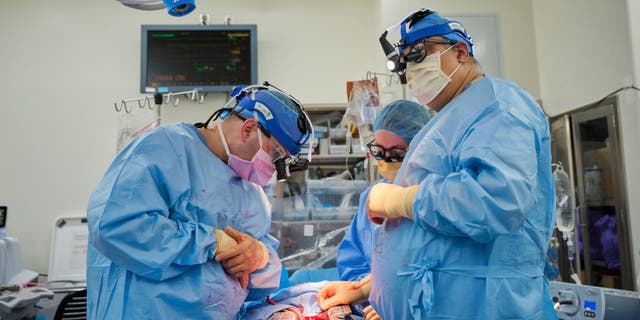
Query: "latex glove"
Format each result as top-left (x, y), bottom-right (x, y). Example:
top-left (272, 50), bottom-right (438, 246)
top-left (317, 275), bottom-right (372, 311)
top-left (214, 228), bottom-right (251, 287)
top-left (214, 228), bottom-right (238, 255)
top-left (215, 226), bottom-right (269, 281)
top-left (367, 183), bottom-right (419, 224)
top-left (363, 305), bottom-right (382, 320)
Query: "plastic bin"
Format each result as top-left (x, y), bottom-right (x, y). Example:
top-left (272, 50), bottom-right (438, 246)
top-left (268, 179), bottom-right (370, 273)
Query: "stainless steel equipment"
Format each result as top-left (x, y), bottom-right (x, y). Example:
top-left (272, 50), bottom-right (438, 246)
top-left (550, 281), bottom-right (640, 320)
top-left (550, 97), bottom-right (635, 290)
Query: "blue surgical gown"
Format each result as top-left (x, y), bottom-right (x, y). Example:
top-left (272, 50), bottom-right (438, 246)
top-left (369, 77), bottom-right (557, 319)
top-left (86, 123), bottom-right (282, 320)
top-left (336, 180), bottom-right (388, 281)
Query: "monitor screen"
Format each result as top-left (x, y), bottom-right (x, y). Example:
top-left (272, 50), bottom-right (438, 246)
top-left (140, 24), bottom-right (257, 93)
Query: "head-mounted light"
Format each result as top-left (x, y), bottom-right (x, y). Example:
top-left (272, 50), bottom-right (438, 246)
top-left (379, 9), bottom-right (436, 82)
top-left (380, 8), bottom-right (473, 79)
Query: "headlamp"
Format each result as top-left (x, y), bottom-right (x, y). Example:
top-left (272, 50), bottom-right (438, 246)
top-left (379, 8), bottom-right (473, 80)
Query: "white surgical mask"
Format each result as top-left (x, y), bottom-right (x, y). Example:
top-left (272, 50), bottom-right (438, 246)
top-left (407, 46), bottom-right (461, 105)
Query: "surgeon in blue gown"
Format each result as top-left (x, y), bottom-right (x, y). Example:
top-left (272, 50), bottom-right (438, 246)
top-left (86, 84), bottom-right (313, 319)
top-left (320, 9), bottom-right (557, 320)
top-left (336, 100), bottom-right (431, 282)
top-left (319, 100), bottom-right (430, 319)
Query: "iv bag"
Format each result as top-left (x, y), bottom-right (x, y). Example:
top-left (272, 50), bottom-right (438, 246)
top-left (553, 163), bottom-right (575, 233)
top-left (344, 78), bottom-right (381, 151)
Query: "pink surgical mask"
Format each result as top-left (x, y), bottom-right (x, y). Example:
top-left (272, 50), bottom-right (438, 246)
top-left (217, 124), bottom-right (276, 187)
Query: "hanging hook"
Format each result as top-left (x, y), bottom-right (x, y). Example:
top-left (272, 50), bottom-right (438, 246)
top-left (163, 93), bottom-right (172, 105)
top-left (366, 71), bottom-right (373, 80)
top-left (114, 102), bottom-right (122, 112)
top-left (198, 92), bottom-right (206, 104)
top-left (122, 101), bottom-right (132, 113)
top-left (173, 95), bottom-right (180, 107)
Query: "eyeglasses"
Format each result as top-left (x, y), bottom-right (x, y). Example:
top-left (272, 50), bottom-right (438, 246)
top-left (235, 112), bottom-right (289, 162)
top-left (366, 140), bottom-right (407, 162)
top-left (401, 38), bottom-right (456, 64)
top-left (265, 134), bottom-right (288, 162)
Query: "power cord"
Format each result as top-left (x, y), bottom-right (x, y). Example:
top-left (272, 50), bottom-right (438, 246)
top-left (583, 85), bottom-right (640, 111)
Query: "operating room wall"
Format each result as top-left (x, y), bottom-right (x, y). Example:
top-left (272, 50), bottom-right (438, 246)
top-left (532, 0), bottom-right (640, 289)
top-left (0, 0), bottom-right (379, 274)
top-left (377, 0), bottom-right (541, 100)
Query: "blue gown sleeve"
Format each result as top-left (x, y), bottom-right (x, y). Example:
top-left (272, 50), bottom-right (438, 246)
top-left (411, 108), bottom-right (539, 243)
top-left (337, 186), bottom-right (373, 281)
top-left (88, 141), bottom-right (218, 281)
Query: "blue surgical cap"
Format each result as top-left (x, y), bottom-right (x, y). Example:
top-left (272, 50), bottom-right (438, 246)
top-left (373, 100), bottom-right (431, 144)
top-left (234, 88), bottom-right (310, 155)
top-left (400, 9), bottom-right (474, 56)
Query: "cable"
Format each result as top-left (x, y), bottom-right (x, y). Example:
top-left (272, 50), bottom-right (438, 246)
top-left (583, 85), bottom-right (640, 111)
top-left (543, 85), bottom-right (640, 118)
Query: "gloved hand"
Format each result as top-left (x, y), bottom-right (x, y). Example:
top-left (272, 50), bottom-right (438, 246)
top-left (214, 228), bottom-right (250, 287)
top-left (367, 183), bottom-right (419, 224)
top-left (214, 228), bottom-right (238, 255)
top-left (317, 275), bottom-right (372, 311)
top-left (363, 305), bottom-right (382, 320)
top-left (215, 226), bottom-right (269, 288)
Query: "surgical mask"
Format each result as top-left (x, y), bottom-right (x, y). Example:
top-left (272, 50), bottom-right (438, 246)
top-left (377, 160), bottom-right (402, 181)
top-left (407, 45), bottom-right (461, 105)
top-left (217, 124), bottom-right (276, 187)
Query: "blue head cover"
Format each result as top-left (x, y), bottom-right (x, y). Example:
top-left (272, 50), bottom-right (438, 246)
top-left (232, 87), bottom-right (310, 155)
top-left (399, 9), bottom-right (474, 56)
top-left (374, 100), bottom-right (431, 144)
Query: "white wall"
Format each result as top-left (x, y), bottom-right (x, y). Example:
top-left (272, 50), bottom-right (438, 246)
top-left (532, 0), bottom-right (640, 289)
top-left (378, 0), bottom-right (541, 99)
top-left (532, 0), bottom-right (634, 115)
top-left (0, 0), bottom-right (378, 274)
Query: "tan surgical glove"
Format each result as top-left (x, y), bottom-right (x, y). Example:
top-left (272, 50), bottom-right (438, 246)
top-left (214, 227), bottom-right (269, 289)
top-left (215, 227), bottom-right (269, 276)
top-left (214, 228), bottom-right (238, 255)
top-left (367, 183), bottom-right (419, 224)
top-left (317, 274), bottom-right (372, 311)
top-left (363, 305), bottom-right (382, 320)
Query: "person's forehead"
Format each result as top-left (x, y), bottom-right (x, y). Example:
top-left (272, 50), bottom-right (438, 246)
top-left (375, 130), bottom-right (408, 147)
